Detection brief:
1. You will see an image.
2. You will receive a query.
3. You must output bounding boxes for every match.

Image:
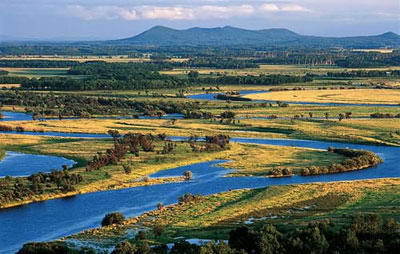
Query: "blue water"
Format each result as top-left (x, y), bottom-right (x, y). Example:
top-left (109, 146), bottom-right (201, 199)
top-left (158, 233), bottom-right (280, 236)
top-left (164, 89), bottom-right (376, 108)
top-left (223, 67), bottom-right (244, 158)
top-left (0, 130), bottom-right (110, 138)
top-left (0, 134), bottom-right (399, 253)
top-left (0, 111), bottom-right (33, 121)
top-left (0, 151), bottom-right (76, 177)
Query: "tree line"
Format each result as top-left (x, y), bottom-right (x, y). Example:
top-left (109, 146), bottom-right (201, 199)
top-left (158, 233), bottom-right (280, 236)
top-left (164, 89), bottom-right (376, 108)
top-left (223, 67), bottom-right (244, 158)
top-left (325, 70), bottom-right (400, 78)
top-left (0, 60), bottom-right (81, 68)
top-left (191, 73), bottom-right (312, 86)
top-left (253, 51), bottom-right (400, 68)
top-left (0, 91), bottom-right (200, 117)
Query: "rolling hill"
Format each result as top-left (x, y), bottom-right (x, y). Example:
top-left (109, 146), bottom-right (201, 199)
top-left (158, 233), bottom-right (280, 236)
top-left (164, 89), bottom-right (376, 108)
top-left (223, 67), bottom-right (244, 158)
top-left (114, 26), bottom-right (400, 48)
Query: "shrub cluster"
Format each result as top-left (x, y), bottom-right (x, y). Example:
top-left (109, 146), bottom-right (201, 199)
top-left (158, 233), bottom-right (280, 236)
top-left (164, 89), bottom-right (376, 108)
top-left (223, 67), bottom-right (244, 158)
top-left (86, 132), bottom-right (171, 172)
top-left (101, 212), bottom-right (126, 227)
top-left (301, 147), bottom-right (383, 176)
top-left (189, 135), bottom-right (231, 152)
top-left (0, 170), bottom-right (82, 204)
top-left (370, 113), bottom-right (400, 118)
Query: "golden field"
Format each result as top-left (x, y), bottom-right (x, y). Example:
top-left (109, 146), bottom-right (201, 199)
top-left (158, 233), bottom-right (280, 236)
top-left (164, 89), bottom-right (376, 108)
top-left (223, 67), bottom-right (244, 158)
top-left (245, 89), bottom-right (400, 105)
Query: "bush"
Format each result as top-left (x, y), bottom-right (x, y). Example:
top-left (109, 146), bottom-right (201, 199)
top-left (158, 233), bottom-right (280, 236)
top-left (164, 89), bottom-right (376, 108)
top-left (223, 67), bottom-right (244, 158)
top-left (178, 193), bottom-right (202, 203)
top-left (17, 242), bottom-right (70, 254)
top-left (111, 241), bottom-right (137, 254)
top-left (153, 223), bottom-right (165, 236)
top-left (101, 212), bottom-right (125, 227)
top-left (183, 170), bottom-right (193, 180)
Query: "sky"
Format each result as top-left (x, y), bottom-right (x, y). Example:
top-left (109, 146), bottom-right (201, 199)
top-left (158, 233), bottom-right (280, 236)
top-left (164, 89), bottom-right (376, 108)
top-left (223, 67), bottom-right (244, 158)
top-left (0, 0), bottom-right (399, 40)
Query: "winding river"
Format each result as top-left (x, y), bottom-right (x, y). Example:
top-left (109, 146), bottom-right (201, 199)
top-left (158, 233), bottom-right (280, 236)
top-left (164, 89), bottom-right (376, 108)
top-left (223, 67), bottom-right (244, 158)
top-left (0, 131), bottom-right (399, 253)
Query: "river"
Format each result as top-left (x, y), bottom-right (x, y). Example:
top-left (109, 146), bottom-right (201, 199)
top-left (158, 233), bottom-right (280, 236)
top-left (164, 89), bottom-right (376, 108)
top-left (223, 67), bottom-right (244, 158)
top-left (0, 133), bottom-right (399, 253)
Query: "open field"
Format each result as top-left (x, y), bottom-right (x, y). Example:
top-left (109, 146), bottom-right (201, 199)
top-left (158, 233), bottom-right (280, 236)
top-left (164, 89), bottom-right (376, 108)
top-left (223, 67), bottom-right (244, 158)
top-left (0, 67), bottom-right (86, 78)
top-left (352, 49), bottom-right (394, 53)
top-left (245, 89), bottom-right (400, 105)
top-left (0, 83), bottom-right (21, 88)
top-left (69, 178), bottom-right (400, 247)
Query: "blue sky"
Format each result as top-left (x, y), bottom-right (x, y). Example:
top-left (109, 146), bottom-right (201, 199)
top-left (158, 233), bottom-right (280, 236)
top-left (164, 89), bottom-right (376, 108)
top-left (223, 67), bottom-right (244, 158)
top-left (0, 0), bottom-right (399, 40)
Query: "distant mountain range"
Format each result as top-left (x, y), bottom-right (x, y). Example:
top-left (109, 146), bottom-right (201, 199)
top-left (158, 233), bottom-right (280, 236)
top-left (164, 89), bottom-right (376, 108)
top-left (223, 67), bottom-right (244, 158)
top-left (114, 26), bottom-right (400, 48)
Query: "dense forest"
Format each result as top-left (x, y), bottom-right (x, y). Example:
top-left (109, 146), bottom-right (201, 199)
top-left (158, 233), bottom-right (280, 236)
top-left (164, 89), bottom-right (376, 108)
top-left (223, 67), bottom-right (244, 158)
top-left (0, 91), bottom-right (200, 117)
top-left (255, 51), bottom-right (400, 68)
top-left (326, 70), bottom-right (400, 78)
top-left (174, 57), bottom-right (259, 69)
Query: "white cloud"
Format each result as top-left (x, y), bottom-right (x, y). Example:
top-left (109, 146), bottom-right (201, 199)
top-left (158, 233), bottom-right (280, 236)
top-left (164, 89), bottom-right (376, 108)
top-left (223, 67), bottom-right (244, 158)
top-left (261, 3), bottom-right (311, 13)
top-left (140, 7), bottom-right (194, 20)
top-left (260, 4), bottom-right (280, 12)
top-left (280, 4), bottom-right (311, 12)
top-left (66, 2), bottom-right (310, 21)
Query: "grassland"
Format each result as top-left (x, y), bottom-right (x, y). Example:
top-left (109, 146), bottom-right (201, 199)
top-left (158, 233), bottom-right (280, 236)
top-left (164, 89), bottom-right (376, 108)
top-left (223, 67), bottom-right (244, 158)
top-left (68, 178), bottom-right (400, 247)
top-left (2, 113), bottom-right (399, 146)
top-left (245, 89), bottom-right (400, 105)
top-left (1, 67), bottom-right (88, 79)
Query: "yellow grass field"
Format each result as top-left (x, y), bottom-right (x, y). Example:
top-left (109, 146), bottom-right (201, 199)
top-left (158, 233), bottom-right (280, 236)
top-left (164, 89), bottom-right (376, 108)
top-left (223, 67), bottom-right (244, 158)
top-left (352, 49), bottom-right (394, 53)
top-left (245, 89), bottom-right (400, 105)
top-left (0, 84), bottom-right (21, 88)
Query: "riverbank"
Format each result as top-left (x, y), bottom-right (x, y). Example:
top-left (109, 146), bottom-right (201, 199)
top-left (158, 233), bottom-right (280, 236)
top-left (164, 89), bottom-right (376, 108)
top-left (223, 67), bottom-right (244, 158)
top-left (0, 139), bottom-right (350, 209)
top-left (67, 178), bottom-right (400, 250)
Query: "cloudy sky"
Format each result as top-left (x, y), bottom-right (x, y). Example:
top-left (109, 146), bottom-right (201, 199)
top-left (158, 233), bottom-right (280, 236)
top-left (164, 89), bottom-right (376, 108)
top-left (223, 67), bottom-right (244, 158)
top-left (0, 0), bottom-right (399, 40)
